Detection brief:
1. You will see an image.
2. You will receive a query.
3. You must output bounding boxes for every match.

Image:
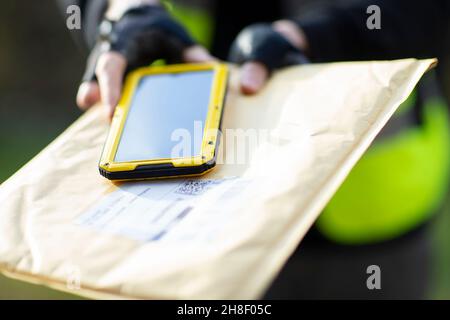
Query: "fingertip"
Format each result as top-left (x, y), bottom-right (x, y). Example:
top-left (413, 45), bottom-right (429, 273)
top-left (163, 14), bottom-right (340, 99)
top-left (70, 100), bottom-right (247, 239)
top-left (240, 62), bottom-right (268, 95)
top-left (103, 88), bottom-right (120, 120)
top-left (105, 104), bottom-right (116, 121)
top-left (104, 90), bottom-right (120, 109)
top-left (76, 82), bottom-right (100, 109)
top-left (240, 78), bottom-right (260, 95)
top-left (95, 52), bottom-right (126, 116)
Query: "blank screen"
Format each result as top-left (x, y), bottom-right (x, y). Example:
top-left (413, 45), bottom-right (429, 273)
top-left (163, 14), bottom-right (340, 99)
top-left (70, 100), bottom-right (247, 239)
top-left (114, 70), bottom-right (214, 162)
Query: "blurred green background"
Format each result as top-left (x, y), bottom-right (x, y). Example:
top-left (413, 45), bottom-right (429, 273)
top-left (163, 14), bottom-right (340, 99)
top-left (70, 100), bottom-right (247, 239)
top-left (0, 0), bottom-right (449, 299)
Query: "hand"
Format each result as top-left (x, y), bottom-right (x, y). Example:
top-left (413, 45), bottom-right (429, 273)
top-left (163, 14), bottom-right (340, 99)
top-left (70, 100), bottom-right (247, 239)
top-left (77, 4), bottom-right (215, 117)
top-left (229, 20), bottom-right (309, 95)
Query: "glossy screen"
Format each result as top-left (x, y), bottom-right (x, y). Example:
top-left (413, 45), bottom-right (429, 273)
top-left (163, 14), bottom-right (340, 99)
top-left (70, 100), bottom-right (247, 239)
top-left (115, 70), bottom-right (214, 162)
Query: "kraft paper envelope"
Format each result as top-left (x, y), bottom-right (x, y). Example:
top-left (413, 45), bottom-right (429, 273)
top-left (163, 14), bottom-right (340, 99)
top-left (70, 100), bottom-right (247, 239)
top-left (0, 59), bottom-right (435, 299)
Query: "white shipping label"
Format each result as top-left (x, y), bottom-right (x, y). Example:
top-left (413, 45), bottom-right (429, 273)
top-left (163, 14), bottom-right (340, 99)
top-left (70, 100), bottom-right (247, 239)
top-left (76, 178), bottom-right (250, 243)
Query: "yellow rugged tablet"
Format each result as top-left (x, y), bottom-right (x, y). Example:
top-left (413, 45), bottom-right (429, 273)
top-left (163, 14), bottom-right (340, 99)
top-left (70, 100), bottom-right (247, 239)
top-left (99, 63), bottom-right (229, 181)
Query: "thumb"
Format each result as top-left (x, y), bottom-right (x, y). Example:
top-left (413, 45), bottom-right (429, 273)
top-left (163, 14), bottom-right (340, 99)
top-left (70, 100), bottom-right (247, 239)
top-left (240, 62), bottom-right (269, 95)
top-left (95, 51), bottom-right (127, 118)
top-left (76, 81), bottom-right (101, 110)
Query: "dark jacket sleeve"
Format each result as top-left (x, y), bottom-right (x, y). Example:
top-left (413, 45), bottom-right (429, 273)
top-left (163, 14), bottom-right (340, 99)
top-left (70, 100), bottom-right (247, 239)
top-left (57, 0), bottom-right (108, 51)
top-left (297, 0), bottom-right (450, 62)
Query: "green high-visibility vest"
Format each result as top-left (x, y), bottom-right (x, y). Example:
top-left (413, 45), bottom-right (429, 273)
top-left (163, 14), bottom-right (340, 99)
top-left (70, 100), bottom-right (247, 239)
top-left (170, 4), bottom-right (450, 245)
top-left (319, 90), bottom-right (450, 244)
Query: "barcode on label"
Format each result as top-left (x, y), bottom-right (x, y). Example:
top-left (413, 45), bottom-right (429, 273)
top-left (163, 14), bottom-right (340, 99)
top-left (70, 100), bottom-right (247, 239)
top-left (175, 180), bottom-right (222, 196)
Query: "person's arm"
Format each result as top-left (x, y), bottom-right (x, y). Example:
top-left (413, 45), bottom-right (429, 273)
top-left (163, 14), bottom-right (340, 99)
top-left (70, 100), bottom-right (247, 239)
top-left (296, 0), bottom-right (449, 62)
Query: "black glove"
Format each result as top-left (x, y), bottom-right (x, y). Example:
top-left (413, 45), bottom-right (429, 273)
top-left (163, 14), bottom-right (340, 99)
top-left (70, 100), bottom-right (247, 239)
top-left (82, 5), bottom-right (196, 82)
top-left (228, 23), bottom-right (309, 71)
